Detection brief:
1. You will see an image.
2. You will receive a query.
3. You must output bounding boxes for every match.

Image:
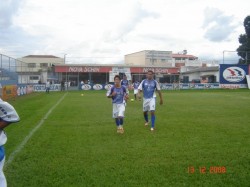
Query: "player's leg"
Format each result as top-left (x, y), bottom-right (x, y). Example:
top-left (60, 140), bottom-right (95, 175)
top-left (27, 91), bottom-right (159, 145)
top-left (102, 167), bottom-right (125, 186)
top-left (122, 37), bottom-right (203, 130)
top-left (113, 104), bottom-right (120, 133)
top-left (0, 156), bottom-right (7, 187)
top-left (117, 104), bottom-right (125, 134)
top-left (134, 89), bottom-right (138, 100)
top-left (143, 99), bottom-right (149, 126)
top-left (150, 111), bottom-right (155, 131)
top-left (149, 98), bottom-right (156, 131)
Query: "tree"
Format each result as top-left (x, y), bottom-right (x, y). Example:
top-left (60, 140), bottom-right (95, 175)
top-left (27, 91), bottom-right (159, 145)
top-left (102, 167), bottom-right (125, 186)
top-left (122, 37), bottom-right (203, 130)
top-left (237, 15), bottom-right (250, 64)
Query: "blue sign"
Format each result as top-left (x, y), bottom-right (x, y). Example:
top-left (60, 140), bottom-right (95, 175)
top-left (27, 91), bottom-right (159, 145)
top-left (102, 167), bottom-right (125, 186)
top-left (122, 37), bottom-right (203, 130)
top-left (220, 64), bottom-right (248, 84)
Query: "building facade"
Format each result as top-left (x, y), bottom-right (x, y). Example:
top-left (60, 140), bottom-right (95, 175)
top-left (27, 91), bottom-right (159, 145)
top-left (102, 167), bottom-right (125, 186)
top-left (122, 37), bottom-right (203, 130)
top-left (54, 64), bottom-right (180, 87)
top-left (125, 50), bottom-right (218, 68)
top-left (16, 55), bottom-right (64, 84)
top-left (125, 50), bottom-right (173, 67)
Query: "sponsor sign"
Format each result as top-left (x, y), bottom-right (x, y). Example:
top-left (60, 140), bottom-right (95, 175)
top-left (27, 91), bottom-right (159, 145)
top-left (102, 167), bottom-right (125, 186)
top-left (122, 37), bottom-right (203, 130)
top-left (190, 84), bottom-right (205, 89)
top-left (220, 64), bottom-right (248, 84)
top-left (204, 83), bottom-right (220, 89)
top-left (17, 86), bottom-right (27, 96)
top-left (160, 84), bottom-right (173, 90)
top-left (33, 84), bottom-right (61, 92)
top-left (104, 84), bottom-right (113, 90)
top-left (179, 84), bottom-right (189, 89)
top-left (220, 84), bottom-right (247, 89)
top-left (2, 85), bottom-right (17, 100)
top-left (55, 65), bottom-right (180, 74)
top-left (55, 66), bottom-right (112, 73)
top-left (81, 84), bottom-right (92, 90)
top-left (93, 84), bottom-right (103, 90)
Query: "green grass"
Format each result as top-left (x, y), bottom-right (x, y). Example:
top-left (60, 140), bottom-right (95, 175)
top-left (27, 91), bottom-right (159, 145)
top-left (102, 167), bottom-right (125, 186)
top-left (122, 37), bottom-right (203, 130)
top-left (4, 89), bottom-right (250, 187)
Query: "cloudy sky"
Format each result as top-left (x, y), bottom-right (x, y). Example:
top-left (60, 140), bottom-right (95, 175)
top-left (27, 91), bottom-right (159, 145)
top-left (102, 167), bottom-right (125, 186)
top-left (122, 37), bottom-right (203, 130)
top-left (0, 0), bottom-right (249, 64)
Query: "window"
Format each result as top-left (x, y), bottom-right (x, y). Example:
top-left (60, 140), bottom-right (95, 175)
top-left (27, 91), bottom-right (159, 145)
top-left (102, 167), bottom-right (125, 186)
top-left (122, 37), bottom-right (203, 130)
top-left (30, 76), bottom-right (39, 80)
top-left (40, 63), bottom-right (48, 68)
top-left (161, 59), bottom-right (166, 62)
top-left (28, 63), bottom-right (36, 68)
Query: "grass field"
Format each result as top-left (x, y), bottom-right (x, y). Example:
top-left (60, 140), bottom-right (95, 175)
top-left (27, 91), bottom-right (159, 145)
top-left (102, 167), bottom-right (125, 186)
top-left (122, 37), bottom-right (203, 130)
top-left (3, 89), bottom-right (250, 187)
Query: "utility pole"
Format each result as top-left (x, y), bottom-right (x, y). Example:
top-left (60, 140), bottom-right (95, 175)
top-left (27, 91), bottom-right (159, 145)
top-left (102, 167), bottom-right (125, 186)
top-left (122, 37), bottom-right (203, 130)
top-left (64, 54), bottom-right (67, 64)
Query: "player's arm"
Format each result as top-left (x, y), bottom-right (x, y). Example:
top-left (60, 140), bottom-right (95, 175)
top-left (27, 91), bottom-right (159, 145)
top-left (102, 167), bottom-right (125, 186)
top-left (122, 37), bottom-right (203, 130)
top-left (124, 89), bottom-right (129, 101)
top-left (137, 81), bottom-right (143, 100)
top-left (106, 88), bottom-right (116, 98)
top-left (0, 120), bottom-right (10, 129)
top-left (0, 120), bottom-right (9, 129)
top-left (156, 81), bottom-right (163, 105)
top-left (106, 89), bottom-right (112, 98)
top-left (157, 90), bottom-right (163, 105)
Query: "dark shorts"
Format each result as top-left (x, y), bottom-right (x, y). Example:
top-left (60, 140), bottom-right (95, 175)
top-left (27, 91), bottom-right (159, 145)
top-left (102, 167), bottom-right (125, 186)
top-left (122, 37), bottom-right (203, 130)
top-left (0, 146), bottom-right (5, 162)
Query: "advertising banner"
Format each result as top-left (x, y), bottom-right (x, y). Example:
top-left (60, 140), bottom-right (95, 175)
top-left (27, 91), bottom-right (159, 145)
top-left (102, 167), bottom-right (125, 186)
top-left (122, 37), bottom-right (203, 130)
top-left (160, 84), bottom-right (173, 90)
top-left (33, 84), bottom-right (61, 92)
top-left (2, 85), bottom-right (17, 100)
top-left (220, 64), bottom-right (248, 84)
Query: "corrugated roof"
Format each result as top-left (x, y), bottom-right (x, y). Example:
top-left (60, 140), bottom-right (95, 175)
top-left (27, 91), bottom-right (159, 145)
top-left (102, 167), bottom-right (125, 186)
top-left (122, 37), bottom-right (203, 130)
top-left (181, 66), bottom-right (219, 74)
top-left (172, 54), bottom-right (198, 58)
top-left (22, 55), bottom-right (60, 58)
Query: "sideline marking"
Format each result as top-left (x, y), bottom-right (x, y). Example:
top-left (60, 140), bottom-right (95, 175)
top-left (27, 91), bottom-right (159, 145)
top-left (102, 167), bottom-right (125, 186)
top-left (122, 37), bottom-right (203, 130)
top-left (5, 93), bottom-right (68, 167)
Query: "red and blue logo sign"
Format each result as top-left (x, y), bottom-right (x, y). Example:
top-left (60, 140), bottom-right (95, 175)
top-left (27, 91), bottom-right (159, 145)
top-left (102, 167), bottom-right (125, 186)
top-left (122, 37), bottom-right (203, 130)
top-left (220, 65), bottom-right (248, 84)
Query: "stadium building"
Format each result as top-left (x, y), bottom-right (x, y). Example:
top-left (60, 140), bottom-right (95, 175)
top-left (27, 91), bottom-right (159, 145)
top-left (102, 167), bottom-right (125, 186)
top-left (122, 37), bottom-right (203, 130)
top-left (54, 50), bottom-right (217, 87)
top-left (54, 64), bottom-right (180, 85)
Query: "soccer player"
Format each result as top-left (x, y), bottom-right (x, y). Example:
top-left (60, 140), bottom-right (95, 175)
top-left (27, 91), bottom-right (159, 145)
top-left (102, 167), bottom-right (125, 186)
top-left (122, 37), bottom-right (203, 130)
top-left (133, 80), bottom-right (140, 100)
top-left (121, 74), bottom-right (129, 89)
top-left (121, 74), bottom-right (130, 103)
top-left (138, 70), bottom-right (163, 131)
top-left (0, 98), bottom-right (20, 187)
top-left (107, 75), bottom-right (129, 134)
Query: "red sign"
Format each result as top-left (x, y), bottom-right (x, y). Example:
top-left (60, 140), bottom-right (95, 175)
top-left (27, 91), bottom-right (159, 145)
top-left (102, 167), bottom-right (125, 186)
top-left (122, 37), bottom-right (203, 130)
top-left (130, 67), bottom-right (179, 74)
top-left (55, 66), bottom-right (112, 73)
top-left (55, 65), bottom-right (179, 74)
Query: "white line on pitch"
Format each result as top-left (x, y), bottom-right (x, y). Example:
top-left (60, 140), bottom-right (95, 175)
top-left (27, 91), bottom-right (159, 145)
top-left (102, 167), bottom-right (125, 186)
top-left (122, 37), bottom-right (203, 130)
top-left (5, 92), bottom-right (68, 167)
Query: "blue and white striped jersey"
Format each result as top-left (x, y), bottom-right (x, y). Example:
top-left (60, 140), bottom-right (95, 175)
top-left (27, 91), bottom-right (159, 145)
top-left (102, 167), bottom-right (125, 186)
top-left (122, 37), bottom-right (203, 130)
top-left (106, 86), bottom-right (127, 104)
top-left (138, 79), bottom-right (160, 99)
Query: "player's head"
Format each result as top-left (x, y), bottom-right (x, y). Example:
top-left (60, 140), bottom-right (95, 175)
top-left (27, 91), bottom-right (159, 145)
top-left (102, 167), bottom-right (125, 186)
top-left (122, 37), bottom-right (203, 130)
top-left (114, 75), bottom-right (121, 86)
top-left (146, 70), bottom-right (154, 80)
top-left (123, 74), bottom-right (127, 80)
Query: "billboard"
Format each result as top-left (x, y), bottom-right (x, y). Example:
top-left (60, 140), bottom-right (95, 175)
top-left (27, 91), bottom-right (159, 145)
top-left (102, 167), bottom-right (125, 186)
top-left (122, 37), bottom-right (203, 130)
top-left (220, 64), bottom-right (248, 88)
top-left (1, 85), bottom-right (17, 100)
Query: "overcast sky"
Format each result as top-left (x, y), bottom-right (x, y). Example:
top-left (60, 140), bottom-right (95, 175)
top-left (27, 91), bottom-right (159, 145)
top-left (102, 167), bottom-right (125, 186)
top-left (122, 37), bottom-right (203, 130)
top-left (0, 0), bottom-right (249, 64)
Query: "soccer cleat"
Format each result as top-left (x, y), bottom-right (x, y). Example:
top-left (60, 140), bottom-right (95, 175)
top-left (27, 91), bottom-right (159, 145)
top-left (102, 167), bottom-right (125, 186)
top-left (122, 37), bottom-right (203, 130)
top-left (150, 127), bottom-right (154, 131)
top-left (119, 126), bottom-right (124, 134)
top-left (117, 128), bottom-right (121, 133)
top-left (145, 122), bottom-right (149, 126)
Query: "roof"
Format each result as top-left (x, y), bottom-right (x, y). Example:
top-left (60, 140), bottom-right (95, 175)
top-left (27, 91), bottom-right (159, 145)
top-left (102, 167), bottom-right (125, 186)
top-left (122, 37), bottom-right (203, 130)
top-left (54, 63), bottom-right (179, 69)
top-left (172, 54), bottom-right (198, 59)
top-left (181, 66), bottom-right (219, 74)
top-left (22, 55), bottom-right (60, 58)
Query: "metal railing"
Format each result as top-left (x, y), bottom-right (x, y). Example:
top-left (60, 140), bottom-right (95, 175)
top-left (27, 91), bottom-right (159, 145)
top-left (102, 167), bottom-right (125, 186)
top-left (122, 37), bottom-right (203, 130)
top-left (0, 53), bottom-right (37, 85)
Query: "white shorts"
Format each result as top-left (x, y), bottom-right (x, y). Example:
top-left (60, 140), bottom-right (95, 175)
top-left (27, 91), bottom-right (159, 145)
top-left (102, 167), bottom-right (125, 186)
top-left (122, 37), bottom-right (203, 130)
top-left (143, 98), bottom-right (156, 112)
top-left (112, 103), bottom-right (125, 118)
top-left (134, 89), bottom-right (138, 95)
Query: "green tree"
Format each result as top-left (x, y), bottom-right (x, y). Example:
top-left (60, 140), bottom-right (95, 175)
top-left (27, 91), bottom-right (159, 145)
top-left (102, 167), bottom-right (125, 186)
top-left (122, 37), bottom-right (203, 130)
top-left (237, 15), bottom-right (250, 64)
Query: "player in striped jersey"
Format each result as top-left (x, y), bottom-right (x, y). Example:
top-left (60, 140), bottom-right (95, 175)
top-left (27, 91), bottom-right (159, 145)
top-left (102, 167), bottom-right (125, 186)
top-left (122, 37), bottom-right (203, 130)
top-left (138, 70), bottom-right (163, 131)
top-left (107, 75), bottom-right (129, 133)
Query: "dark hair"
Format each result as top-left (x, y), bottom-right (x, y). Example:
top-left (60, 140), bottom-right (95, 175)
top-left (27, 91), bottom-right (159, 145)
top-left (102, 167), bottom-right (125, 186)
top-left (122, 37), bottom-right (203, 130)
top-left (114, 75), bottom-right (121, 80)
top-left (148, 70), bottom-right (154, 74)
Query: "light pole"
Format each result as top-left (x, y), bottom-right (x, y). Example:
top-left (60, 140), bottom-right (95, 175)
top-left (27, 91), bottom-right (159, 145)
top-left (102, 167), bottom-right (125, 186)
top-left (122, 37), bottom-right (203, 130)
top-left (63, 54), bottom-right (68, 89)
top-left (222, 50), bottom-right (237, 64)
top-left (64, 54), bottom-right (67, 64)
top-left (223, 50), bottom-right (249, 64)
